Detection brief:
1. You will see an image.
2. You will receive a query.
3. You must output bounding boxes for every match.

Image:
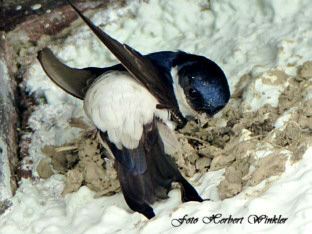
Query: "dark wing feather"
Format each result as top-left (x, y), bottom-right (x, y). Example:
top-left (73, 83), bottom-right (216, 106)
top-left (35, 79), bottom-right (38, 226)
top-left (37, 48), bottom-right (106, 99)
top-left (65, 0), bottom-right (182, 118)
top-left (115, 160), bottom-right (156, 219)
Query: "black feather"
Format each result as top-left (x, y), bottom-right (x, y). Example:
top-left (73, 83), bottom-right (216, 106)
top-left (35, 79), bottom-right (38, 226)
top-left (100, 119), bottom-right (203, 219)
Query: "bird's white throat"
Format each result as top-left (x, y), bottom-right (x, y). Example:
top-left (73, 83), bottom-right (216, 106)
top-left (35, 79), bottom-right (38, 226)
top-left (171, 67), bottom-right (198, 118)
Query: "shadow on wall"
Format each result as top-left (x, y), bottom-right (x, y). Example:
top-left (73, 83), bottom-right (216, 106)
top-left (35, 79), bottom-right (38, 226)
top-left (0, 0), bottom-right (127, 32)
top-left (0, 32), bottom-right (18, 205)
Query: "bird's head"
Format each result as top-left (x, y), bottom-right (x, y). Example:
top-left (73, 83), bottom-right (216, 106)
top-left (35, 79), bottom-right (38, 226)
top-left (171, 52), bottom-right (230, 119)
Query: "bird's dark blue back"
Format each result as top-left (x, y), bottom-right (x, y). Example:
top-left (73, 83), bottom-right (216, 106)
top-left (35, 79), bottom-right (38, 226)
top-left (101, 51), bottom-right (177, 83)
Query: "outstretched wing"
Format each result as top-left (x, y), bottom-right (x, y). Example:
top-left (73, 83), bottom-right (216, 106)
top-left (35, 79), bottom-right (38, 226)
top-left (37, 48), bottom-right (106, 99)
top-left (65, 0), bottom-right (181, 117)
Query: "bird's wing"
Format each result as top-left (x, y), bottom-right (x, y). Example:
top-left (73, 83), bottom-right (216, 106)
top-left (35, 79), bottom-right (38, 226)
top-left (37, 48), bottom-right (107, 99)
top-left (65, 0), bottom-right (182, 118)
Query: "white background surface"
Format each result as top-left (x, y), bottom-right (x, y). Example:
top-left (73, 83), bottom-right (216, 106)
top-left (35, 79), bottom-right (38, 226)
top-left (1, 0), bottom-right (312, 233)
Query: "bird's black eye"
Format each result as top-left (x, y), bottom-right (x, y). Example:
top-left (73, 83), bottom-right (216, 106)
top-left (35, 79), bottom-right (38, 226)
top-left (188, 88), bottom-right (200, 99)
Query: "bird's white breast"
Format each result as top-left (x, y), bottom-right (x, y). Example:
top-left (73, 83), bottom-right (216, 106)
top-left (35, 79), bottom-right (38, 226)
top-left (83, 71), bottom-right (172, 149)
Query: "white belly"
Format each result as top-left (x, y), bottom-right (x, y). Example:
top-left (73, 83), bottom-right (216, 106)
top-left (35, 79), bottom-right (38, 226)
top-left (83, 71), bottom-right (172, 149)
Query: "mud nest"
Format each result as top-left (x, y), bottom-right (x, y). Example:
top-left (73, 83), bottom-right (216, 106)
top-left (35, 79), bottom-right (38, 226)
top-left (36, 61), bottom-right (312, 200)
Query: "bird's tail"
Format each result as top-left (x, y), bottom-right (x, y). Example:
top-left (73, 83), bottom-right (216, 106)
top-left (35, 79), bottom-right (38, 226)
top-left (102, 119), bottom-right (203, 219)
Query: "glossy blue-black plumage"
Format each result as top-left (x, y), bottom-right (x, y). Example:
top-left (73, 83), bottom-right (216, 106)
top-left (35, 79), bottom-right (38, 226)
top-left (172, 52), bottom-right (230, 117)
top-left (97, 50), bottom-right (230, 117)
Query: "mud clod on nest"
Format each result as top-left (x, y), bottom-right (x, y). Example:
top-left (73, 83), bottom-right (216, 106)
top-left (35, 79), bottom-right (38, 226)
top-left (42, 132), bottom-right (120, 197)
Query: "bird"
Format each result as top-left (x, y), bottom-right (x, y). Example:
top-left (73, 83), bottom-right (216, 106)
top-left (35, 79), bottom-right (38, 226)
top-left (37, 0), bottom-right (230, 219)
